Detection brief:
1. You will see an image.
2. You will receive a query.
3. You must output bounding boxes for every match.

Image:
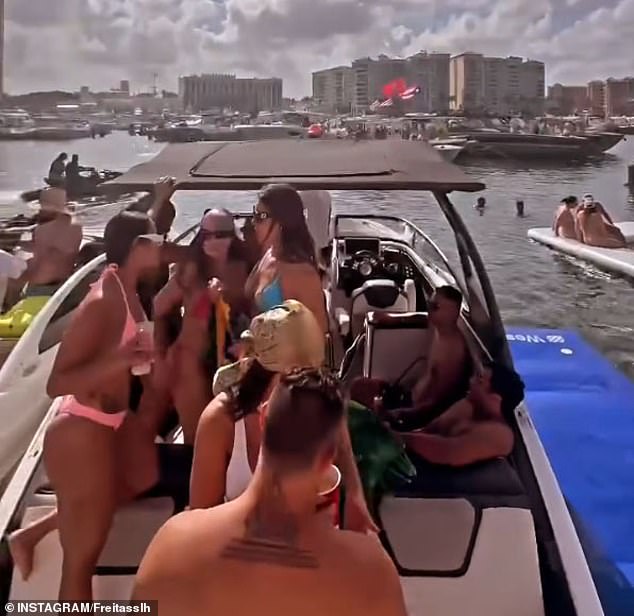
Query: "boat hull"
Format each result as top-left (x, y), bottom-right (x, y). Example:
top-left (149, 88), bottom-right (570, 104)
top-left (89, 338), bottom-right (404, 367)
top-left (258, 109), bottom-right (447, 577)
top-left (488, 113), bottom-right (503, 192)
top-left (456, 131), bottom-right (624, 160)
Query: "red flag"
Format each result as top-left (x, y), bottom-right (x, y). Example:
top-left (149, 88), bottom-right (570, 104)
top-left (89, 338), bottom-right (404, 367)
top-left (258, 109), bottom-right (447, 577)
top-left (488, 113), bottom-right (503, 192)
top-left (382, 78), bottom-right (407, 99)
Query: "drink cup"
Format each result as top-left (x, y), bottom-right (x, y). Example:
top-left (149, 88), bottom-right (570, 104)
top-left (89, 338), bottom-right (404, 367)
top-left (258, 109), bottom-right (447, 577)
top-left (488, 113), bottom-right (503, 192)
top-left (131, 321), bottom-right (154, 376)
top-left (316, 464), bottom-right (342, 527)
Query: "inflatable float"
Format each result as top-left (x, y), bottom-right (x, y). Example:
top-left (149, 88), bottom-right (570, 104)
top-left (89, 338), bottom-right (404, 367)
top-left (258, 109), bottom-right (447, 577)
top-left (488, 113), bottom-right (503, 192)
top-left (528, 222), bottom-right (634, 277)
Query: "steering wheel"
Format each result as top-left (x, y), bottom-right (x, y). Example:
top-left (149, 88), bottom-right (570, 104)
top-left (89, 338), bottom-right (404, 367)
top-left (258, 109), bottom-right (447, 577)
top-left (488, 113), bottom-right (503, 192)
top-left (349, 250), bottom-right (382, 278)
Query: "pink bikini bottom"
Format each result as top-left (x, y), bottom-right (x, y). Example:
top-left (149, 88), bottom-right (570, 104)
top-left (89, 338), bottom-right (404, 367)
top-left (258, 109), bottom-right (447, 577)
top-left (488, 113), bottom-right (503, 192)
top-left (58, 396), bottom-right (127, 431)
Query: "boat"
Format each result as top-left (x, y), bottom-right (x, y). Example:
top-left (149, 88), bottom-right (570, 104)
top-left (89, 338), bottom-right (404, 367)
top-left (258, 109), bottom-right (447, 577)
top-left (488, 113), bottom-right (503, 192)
top-left (453, 131), bottom-right (624, 160)
top-left (0, 140), bottom-right (608, 614)
top-left (0, 110), bottom-right (37, 141)
top-left (30, 122), bottom-right (93, 141)
top-left (527, 222), bottom-right (634, 277)
top-left (431, 143), bottom-right (464, 163)
top-left (20, 170), bottom-right (123, 203)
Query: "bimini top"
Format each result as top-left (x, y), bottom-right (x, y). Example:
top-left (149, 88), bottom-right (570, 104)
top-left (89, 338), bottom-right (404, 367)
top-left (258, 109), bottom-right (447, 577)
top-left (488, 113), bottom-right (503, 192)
top-left (103, 139), bottom-right (485, 193)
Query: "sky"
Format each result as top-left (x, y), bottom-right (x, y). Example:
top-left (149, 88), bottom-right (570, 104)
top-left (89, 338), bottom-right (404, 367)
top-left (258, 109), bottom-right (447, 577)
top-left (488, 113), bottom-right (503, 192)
top-left (4, 0), bottom-right (634, 98)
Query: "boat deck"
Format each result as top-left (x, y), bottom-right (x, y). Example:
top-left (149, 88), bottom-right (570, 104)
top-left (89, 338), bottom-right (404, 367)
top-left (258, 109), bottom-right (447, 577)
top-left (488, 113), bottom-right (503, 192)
top-left (509, 327), bottom-right (634, 613)
top-left (527, 222), bottom-right (634, 278)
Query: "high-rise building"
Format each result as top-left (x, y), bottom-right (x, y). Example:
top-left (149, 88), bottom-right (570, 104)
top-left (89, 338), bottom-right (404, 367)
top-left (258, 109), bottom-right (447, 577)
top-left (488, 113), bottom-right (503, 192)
top-left (406, 51), bottom-right (450, 113)
top-left (547, 84), bottom-right (589, 115)
top-left (604, 77), bottom-right (634, 116)
top-left (450, 54), bottom-right (545, 115)
top-left (0, 0), bottom-right (4, 98)
top-left (350, 55), bottom-right (409, 112)
top-left (587, 81), bottom-right (606, 117)
top-left (120, 80), bottom-right (130, 94)
top-left (179, 74), bottom-right (283, 113)
top-left (311, 66), bottom-right (353, 113)
top-left (450, 53), bottom-right (485, 113)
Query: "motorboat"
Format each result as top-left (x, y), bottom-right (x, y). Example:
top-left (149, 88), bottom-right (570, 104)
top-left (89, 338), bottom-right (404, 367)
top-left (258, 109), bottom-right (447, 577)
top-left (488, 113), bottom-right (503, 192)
top-left (20, 170), bottom-right (123, 203)
top-left (453, 131), bottom-right (624, 160)
top-left (0, 110), bottom-right (37, 141)
top-left (0, 140), bottom-right (609, 614)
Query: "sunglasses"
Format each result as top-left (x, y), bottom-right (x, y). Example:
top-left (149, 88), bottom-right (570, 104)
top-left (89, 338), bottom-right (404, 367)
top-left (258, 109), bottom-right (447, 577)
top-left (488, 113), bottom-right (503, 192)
top-left (200, 229), bottom-right (234, 239)
top-left (252, 208), bottom-right (271, 224)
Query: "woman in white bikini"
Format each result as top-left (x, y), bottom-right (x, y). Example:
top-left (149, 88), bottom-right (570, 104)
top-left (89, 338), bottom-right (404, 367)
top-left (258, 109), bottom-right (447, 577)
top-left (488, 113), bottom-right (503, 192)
top-left (9, 211), bottom-right (164, 600)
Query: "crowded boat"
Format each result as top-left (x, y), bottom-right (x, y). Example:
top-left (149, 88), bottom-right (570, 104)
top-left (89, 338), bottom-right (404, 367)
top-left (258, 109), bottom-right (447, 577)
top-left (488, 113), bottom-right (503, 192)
top-left (0, 140), bottom-right (604, 615)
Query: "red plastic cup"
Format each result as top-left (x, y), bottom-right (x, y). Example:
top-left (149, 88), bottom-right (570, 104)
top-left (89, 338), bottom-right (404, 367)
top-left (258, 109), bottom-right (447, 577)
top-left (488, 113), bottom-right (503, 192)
top-left (316, 464), bottom-right (342, 527)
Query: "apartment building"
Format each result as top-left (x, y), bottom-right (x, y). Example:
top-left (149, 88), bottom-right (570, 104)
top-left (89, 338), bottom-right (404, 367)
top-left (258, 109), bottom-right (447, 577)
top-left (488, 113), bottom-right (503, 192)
top-left (450, 53), bottom-right (486, 113)
top-left (587, 81), bottom-right (606, 116)
top-left (179, 74), bottom-right (283, 113)
top-left (604, 77), bottom-right (634, 116)
top-left (450, 54), bottom-right (545, 116)
top-left (311, 66), bottom-right (353, 113)
top-left (407, 51), bottom-right (450, 113)
top-left (547, 84), bottom-right (589, 115)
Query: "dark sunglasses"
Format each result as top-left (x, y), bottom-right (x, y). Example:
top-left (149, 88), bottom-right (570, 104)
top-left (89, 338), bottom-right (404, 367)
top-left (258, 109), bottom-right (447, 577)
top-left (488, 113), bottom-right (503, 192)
top-left (252, 208), bottom-right (271, 224)
top-left (200, 229), bottom-right (234, 239)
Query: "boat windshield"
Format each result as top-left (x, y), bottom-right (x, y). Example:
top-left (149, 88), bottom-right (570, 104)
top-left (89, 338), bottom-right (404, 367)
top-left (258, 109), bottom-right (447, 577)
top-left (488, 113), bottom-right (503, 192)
top-left (335, 214), bottom-right (464, 289)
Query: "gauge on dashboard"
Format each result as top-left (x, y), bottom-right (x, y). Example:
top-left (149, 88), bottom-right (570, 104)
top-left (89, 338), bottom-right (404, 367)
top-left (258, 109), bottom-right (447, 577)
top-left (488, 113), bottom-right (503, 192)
top-left (359, 261), bottom-right (373, 277)
top-left (387, 262), bottom-right (399, 275)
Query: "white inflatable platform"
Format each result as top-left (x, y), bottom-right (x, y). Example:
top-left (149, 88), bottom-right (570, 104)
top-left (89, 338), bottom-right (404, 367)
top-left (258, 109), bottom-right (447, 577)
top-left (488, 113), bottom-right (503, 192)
top-left (528, 221), bottom-right (634, 277)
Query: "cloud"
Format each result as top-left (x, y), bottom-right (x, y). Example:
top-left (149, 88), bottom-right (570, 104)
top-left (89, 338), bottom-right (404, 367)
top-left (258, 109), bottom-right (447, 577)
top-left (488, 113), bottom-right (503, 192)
top-left (3, 0), bottom-right (632, 97)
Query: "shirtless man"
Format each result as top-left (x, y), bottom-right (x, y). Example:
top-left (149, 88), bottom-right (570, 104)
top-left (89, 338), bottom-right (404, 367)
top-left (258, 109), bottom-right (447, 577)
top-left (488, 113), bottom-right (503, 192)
top-left (133, 370), bottom-right (406, 616)
top-left (351, 285), bottom-right (470, 430)
top-left (577, 194), bottom-right (626, 249)
top-left (7, 188), bottom-right (82, 306)
top-left (553, 196), bottom-right (579, 240)
top-left (399, 365), bottom-right (514, 467)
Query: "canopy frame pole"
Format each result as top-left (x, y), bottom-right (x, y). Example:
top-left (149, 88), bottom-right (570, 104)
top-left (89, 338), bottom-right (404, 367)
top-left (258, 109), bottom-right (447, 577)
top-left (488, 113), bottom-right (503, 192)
top-left (433, 191), bottom-right (512, 367)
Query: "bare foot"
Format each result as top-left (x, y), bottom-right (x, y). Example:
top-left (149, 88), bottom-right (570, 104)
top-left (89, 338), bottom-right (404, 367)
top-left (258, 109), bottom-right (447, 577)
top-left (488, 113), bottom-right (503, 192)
top-left (8, 528), bottom-right (35, 581)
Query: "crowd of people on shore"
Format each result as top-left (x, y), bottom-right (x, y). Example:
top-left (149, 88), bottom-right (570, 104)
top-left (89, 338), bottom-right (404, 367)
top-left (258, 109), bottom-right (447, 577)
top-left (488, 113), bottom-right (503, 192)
top-left (554, 194), bottom-right (628, 248)
top-left (5, 178), bottom-right (522, 613)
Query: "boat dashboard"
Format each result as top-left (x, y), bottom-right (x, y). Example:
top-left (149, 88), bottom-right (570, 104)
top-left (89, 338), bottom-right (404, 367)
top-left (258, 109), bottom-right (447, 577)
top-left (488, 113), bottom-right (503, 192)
top-left (336, 237), bottom-right (421, 297)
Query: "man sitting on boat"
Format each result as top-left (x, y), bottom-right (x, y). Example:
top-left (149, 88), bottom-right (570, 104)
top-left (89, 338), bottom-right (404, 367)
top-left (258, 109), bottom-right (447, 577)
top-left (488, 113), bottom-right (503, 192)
top-left (350, 285), bottom-right (471, 431)
top-left (396, 364), bottom-right (516, 467)
top-left (576, 194), bottom-right (627, 249)
top-left (553, 196), bottom-right (579, 240)
top-left (5, 188), bottom-right (82, 308)
top-left (47, 152), bottom-right (68, 187)
top-left (133, 369), bottom-right (407, 616)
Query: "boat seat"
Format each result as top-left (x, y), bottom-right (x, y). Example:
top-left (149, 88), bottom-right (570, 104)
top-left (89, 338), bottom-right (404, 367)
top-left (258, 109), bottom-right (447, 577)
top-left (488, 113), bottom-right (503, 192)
top-left (348, 279), bottom-right (413, 338)
top-left (364, 311), bottom-right (432, 386)
top-left (400, 455), bottom-right (529, 505)
top-left (378, 496), bottom-right (544, 616)
top-left (10, 497), bottom-right (174, 601)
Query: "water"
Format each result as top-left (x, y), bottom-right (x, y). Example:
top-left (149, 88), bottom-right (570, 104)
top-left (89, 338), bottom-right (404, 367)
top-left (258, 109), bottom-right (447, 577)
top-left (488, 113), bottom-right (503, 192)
top-left (1, 132), bottom-right (633, 377)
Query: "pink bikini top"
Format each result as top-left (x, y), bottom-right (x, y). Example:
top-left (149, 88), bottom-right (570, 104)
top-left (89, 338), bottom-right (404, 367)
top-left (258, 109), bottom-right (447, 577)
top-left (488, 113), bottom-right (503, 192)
top-left (90, 265), bottom-right (140, 347)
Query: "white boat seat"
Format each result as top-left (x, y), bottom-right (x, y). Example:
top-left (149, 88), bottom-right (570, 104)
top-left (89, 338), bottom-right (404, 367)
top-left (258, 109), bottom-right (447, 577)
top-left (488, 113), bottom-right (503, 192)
top-left (350, 279), bottom-right (410, 338)
top-left (10, 498), bottom-right (174, 601)
top-left (380, 497), bottom-right (476, 573)
top-left (395, 505), bottom-right (544, 616)
top-left (364, 311), bottom-right (432, 387)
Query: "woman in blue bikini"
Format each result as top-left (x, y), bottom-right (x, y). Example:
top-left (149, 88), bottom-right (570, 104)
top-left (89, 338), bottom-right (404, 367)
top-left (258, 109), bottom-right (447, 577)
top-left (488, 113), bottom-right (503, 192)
top-left (246, 184), bottom-right (328, 335)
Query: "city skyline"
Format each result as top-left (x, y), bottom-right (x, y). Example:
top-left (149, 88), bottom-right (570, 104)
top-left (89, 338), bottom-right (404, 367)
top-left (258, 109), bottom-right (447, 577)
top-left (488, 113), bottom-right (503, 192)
top-left (3, 0), bottom-right (633, 98)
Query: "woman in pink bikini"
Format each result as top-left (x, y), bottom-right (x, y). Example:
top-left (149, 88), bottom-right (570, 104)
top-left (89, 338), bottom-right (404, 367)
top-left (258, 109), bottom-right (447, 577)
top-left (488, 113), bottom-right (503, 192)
top-left (9, 211), bottom-right (164, 600)
top-left (153, 209), bottom-right (251, 444)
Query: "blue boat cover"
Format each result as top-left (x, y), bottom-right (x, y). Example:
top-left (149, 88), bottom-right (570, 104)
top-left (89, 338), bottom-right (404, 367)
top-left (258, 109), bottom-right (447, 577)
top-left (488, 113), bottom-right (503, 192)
top-left (508, 328), bottom-right (634, 613)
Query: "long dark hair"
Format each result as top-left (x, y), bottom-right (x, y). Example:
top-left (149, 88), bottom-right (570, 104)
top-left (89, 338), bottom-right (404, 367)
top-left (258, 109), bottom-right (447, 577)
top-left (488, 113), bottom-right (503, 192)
top-left (191, 208), bottom-right (250, 273)
top-left (230, 360), bottom-right (275, 422)
top-left (258, 184), bottom-right (316, 267)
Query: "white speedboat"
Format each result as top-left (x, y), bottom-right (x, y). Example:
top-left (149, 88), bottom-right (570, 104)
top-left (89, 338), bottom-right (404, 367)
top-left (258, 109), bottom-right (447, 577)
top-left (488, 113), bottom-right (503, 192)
top-left (0, 140), bottom-right (605, 614)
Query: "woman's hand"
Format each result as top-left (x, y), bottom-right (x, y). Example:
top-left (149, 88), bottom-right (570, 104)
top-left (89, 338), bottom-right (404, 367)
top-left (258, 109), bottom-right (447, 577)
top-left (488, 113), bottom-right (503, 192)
top-left (119, 332), bottom-right (154, 369)
top-left (207, 278), bottom-right (223, 303)
top-left (153, 176), bottom-right (176, 202)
